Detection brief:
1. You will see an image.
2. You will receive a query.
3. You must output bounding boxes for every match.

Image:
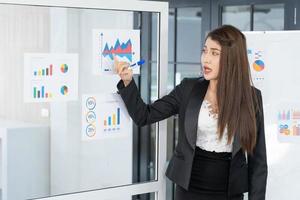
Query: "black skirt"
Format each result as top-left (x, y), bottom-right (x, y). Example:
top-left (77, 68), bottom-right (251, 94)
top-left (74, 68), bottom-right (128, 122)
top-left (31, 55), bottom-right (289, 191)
top-left (175, 185), bottom-right (243, 200)
top-left (189, 146), bottom-right (232, 193)
top-left (175, 146), bottom-right (242, 200)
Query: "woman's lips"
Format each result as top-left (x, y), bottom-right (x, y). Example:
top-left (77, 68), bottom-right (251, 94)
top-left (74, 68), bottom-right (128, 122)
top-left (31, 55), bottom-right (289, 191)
top-left (203, 66), bottom-right (212, 74)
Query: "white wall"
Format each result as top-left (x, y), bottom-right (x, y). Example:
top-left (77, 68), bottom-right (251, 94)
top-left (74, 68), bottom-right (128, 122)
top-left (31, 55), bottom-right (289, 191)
top-left (0, 4), bottom-right (50, 125)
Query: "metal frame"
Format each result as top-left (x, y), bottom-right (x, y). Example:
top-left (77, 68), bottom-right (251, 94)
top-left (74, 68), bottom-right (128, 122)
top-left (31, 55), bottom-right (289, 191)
top-left (212, 0), bottom-right (297, 30)
top-left (0, 0), bottom-right (169, 200)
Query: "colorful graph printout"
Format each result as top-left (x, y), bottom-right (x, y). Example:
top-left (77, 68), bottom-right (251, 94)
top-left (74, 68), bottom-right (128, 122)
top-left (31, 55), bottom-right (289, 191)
top-left (278, 108), bottom-right (300, 137)
top-left (92, 29), bottom-right (140, 75)
top-left (24, 53), bottom-right (78, 102)
top-left (82, 93), bottom-right (132, 140)
top-left (247, 47), bottom-right (267, 91)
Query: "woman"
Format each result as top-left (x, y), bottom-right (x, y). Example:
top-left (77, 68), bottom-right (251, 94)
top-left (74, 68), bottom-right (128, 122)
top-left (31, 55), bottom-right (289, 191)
top-left (115, 25), bottom-right (267, 200)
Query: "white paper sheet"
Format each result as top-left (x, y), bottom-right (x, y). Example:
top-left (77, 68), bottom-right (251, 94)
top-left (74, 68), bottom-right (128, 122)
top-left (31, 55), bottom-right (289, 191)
top-left (24, 53), bottom-right (79, 102)
top-left (92, 29), bottom-right (140, 75)
top-left (82, 93), bottom-right (132, 141)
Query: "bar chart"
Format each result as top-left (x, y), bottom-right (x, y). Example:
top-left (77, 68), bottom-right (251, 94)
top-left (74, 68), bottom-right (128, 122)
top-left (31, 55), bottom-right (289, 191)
top-left (82, 94), bottom-right (132, 141)
top-left (278, 110), bottom-right (291, 121)
top-left (33, 86), bottom-right (52, 99)
top-left (103, 107), bottom-right (121, 132)
top-left (24, 53), bottom-right (78, 102)
top-left (278, 109), bottom-right (300, 136)
top-left (33, 64), bottom-right (53, 77)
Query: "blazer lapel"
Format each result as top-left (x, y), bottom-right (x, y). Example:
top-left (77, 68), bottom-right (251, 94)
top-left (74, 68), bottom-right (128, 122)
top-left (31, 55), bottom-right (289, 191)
top-left (184, 78), bottom-right (209, 149)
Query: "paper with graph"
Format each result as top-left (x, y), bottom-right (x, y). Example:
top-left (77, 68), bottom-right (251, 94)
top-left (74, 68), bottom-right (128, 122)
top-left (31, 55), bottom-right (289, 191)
top-left (92, 29), bottom-right (140, 75)
top-left (82, 93), bottom-right (132, 140)
top-left (24, 53), bottom-right (79, 102)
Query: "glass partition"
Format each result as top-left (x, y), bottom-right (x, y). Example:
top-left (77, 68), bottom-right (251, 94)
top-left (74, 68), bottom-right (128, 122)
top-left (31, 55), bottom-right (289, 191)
top-left (0, 3), bottom-right (160, 200)
top-left (222, 5), bottom-right (251, 31)
top-left (253, 4), bottom-right (284, 31)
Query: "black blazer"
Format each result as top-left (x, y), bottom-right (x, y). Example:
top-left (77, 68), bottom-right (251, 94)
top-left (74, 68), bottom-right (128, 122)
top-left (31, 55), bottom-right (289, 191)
top-left (117, 77), bottom-right (267, 200)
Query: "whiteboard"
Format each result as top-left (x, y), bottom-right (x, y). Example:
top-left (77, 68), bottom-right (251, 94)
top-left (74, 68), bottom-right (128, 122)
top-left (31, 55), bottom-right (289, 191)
top-left (245, 31), bottom-right (300, 200)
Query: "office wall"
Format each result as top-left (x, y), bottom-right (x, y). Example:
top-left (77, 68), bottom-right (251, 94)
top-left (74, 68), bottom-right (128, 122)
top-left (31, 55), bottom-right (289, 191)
top-left (0, 5), bottom-right (50, 124)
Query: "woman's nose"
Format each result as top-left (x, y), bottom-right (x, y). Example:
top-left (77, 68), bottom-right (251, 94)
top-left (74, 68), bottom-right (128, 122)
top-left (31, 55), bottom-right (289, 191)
top-left (202, 53), bottom-right (211, 64)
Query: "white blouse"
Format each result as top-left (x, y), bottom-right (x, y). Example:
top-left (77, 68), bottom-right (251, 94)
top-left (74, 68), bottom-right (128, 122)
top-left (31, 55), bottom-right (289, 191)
top-left (196, 99), bottom-right (233, 153)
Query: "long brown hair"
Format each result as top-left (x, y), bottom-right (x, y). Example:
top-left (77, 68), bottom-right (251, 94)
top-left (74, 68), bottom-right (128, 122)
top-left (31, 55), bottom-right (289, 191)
top-left (206, 25), bottom-right (260, 154)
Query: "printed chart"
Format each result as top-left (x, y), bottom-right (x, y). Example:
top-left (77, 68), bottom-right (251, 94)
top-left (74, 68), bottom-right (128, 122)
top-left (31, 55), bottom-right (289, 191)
top-left (278, 108), bottom-right (300, 137)
top-left (24, 53), bottom-right (78, 102)
top-left (247, 48), bottom-right (267, 91)
top-left (82, 93), bottom-right (132, 140)
top-left (92, 29), bottom-right (140, 75)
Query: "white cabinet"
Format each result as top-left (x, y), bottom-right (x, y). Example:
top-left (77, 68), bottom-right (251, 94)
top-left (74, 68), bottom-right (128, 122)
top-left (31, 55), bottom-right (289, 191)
top-left (0, 119), bottom-right (50, 200)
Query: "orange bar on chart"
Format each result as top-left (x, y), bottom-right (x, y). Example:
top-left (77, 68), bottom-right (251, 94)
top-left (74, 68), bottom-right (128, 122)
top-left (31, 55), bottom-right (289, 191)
top-left (113, 114), bottom-right (116, 125)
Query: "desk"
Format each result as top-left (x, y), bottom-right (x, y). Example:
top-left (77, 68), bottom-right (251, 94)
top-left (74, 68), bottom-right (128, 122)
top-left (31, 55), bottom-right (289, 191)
top-left (0, 119), bottom-right (50, 200)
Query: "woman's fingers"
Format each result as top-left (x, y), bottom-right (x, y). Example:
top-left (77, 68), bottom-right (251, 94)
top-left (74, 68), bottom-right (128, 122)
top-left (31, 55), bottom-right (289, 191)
top-left (120, 68), bottom-right (133, 80)
top-left (117, 62), bottom-right (130, 74)
top-left (114, 55), bottom-right (126, 73)
top-left (120, 67), bottom-right (132, 76)
top-left (113, 55), bottom-right (132, 84)
top-left (115, 61), bottom-right (127, 74)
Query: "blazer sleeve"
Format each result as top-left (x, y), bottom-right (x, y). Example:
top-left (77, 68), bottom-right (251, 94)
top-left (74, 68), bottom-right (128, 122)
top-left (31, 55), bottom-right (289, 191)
top-left (117, 78), bottom-right (186, 126)
top-left (248, 90), bottom-right (268, 200)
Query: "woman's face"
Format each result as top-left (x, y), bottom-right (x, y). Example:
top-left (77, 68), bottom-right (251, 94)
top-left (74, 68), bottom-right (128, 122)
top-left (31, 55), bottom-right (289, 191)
top-left (201, 37), bottom-right (222, 81)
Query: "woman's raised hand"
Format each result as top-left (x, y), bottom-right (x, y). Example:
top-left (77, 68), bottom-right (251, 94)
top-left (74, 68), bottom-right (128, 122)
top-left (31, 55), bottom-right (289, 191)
top-left (114, 55), bottom-right (133, 87)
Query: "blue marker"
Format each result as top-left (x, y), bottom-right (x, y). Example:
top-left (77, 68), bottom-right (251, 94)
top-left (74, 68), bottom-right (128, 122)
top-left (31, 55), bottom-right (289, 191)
top-left (129, 59), bottom-right (145, 69)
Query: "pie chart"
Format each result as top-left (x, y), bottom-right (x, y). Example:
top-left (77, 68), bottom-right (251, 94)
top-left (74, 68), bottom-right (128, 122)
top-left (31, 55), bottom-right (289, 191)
top-left (253, 60), bottom-right (265, 72)
top-left (60, 64), bottom-right (68, 73)
top-left (60, 85), bottom-right (68, 95)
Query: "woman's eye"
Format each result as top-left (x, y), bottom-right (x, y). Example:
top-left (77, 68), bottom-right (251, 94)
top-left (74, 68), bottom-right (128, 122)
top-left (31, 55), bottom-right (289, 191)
top-left (202, 49), bottom-right (207, 53)
top-left (212, 51), bottom-right (219, 56)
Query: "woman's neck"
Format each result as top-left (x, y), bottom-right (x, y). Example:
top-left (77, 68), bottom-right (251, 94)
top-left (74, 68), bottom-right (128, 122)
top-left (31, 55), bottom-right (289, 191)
top-left (208, 79), bottom-right (217, 94)
top-left (205, 79), bottom-right (219, 115)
